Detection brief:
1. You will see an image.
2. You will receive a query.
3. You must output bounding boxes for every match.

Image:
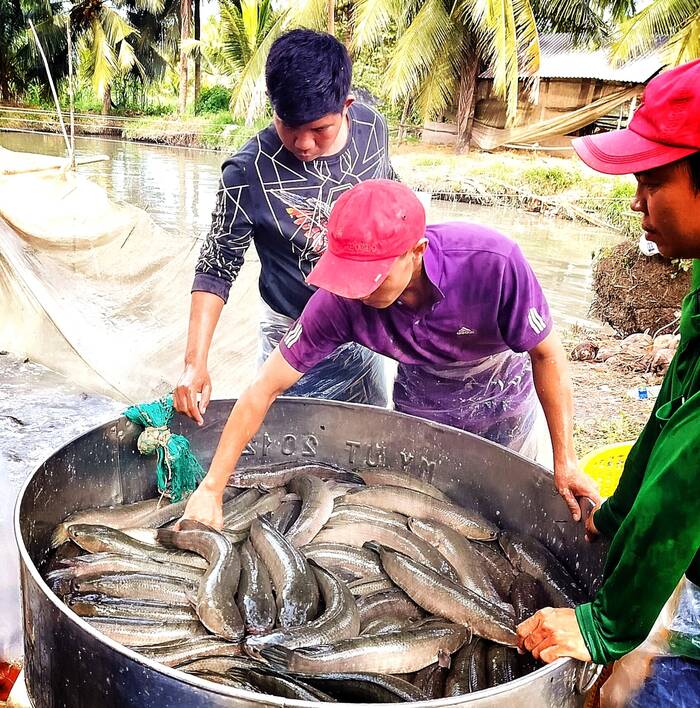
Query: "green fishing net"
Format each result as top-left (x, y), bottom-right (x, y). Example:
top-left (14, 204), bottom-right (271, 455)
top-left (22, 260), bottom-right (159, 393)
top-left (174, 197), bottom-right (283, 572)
top-left (123, 394), bottom-right (204, 501)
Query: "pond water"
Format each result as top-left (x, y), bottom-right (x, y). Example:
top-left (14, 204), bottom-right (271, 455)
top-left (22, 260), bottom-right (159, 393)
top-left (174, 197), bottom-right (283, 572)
top-left (1, 131), bottom-right (617, 327)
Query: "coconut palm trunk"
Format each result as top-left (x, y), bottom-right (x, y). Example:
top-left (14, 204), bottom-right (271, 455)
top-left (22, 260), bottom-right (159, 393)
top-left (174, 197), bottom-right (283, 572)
top-left (101, 82), bottom-right (111, 115)
top-left (194, 0), bottom-right (201, 105)
top-left (455, 47), bottom-right (480, 153)
top-left (179, 0), bottom-right (191, 115)
top-left (327, 0), bottom-right (334, 34)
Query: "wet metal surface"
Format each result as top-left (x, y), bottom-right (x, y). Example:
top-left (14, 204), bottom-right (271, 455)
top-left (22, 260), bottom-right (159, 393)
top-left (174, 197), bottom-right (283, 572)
top-left (17, 398), bottom-right (606, 707)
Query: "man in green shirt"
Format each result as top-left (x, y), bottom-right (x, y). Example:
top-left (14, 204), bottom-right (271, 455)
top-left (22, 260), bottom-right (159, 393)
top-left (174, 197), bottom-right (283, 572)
top-left (517, 59), bottom-right (700, 701)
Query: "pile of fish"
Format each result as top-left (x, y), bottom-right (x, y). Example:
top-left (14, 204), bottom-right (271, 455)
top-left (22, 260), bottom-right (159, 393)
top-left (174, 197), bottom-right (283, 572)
top-left (44, 462), bottom-right (589, 702)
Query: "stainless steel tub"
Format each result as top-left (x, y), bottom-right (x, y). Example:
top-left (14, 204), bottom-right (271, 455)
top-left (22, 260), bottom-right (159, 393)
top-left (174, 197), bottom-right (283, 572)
top-left (15, 398), bottom-right (606, 707)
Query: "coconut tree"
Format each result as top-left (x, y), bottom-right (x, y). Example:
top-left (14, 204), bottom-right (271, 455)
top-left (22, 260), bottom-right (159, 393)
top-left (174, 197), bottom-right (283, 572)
top-left (223, 0), bottom-right (348, 123)
top-left (0, 0), bottom-right (67, 100)
top-left (0, 0), bottom-right (32, 100)
top-left (220, 0), bottom-right (281, 122)
top-left (352, 0), bottom-right (635, 150)
top-left (122, 0), bottom-right (178, 106)
top-left (67, 0), bottom-right (165, 114)
top-left (611, 0), bottom-right (700, 66)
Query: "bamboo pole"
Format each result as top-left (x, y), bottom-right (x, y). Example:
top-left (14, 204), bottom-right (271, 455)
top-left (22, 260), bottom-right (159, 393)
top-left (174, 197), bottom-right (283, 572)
top-left (28, 19), bottom-right (71, 156)
top-left (66, 16), bottom-right (76, 168)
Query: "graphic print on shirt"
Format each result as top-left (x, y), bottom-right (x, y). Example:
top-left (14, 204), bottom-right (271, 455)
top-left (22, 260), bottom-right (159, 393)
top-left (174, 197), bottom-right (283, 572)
top-left (269, 190), bottom-right (331, 256)
top-left (283, 320), bottom-right (303, 348)
top-left (528, 307), bottom-right (547, 334)
top-left (194, 103), bottom-right (396, 318)
top-left (256, 107), bottom-right (393, 276)
top-left (196, 182), bottom-right (254, 278)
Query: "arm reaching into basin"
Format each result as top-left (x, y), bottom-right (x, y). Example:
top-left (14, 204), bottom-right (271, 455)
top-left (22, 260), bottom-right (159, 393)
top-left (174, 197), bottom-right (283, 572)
top-left (174, 292), bottom-right (225, 425)
top-left (175, 156), bottom-right (256, 426)
top-left (181, 349), bottom-right (303, 529)
top-left (529, 331), bottom-right (601, 521)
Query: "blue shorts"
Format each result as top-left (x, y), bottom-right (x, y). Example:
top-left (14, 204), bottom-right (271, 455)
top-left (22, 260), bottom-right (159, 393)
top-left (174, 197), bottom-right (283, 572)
top-left (629, 655), bottom-right (700, 707)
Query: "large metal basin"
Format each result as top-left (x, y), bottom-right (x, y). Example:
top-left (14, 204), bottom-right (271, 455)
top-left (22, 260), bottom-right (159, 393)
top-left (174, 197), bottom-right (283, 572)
top-left (15, 398), bottom-right (606, 707)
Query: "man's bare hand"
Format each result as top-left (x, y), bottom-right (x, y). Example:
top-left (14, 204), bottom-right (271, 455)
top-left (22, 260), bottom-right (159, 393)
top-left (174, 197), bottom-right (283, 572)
top-left (554, 460), bottom-right (602, 522)
top-left (585, 503), bottom-right (601, 542)
top-left (174, 363), bottom-right (212, 426)
top-left (178, 481), bottom-right (223, 530)
top-left (517, 607), bottom-right (592, 663)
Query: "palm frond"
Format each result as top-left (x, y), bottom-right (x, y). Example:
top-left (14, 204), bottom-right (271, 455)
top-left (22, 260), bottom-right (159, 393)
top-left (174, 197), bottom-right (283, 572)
top-left (286, 0), bottom-right (327, 31)
top-left (132, 0), bottom-right (166, 14)
top-left (99, 5), bottom-right (138, 46)
top-left (23, 12), bottom-right (67, 61)
top-left (598, 0), bottom-right (636, 25)
top-left (394, 0), bottom-right (428, 34)
top-left (664, 9), bottom-right (700, 65)
top-left (611, 0), bottom-right (699, 62)
top-left (89, 18), bottom-right (118, 97)
top-left (413, 27), bottom-right (465, 119)
top-left (530, 0), bottom-right (608, 43)
top-left (229, 7), bottom-right (289, 123)
top-left (466, 0), bottom-right (540, 123)
top-left (384, 0), bottom-right (452, 102)
top-left (351, 0), bottom-right (402, 49)
top-left (117, 38), bottom-right (145, 82)
top-left (181, 36), bottom-right (200, 55)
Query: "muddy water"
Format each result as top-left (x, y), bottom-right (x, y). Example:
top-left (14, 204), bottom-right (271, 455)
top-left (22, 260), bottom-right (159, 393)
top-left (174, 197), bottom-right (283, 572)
top-left (1, 131), bottom-right (618, 328)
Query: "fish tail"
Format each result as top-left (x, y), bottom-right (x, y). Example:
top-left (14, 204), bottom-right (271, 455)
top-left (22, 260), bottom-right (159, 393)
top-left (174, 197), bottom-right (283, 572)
top-left (259, 645), bottom-right (293, 670)
top-left (155, 528), bottom-right (179, 547)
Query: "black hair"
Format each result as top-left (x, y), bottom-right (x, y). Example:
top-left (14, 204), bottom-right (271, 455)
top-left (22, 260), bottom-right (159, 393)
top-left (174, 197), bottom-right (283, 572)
top-left (686, 151), bottom-right (700, 193)
top-left (265, 29), bottom-right (352, 127)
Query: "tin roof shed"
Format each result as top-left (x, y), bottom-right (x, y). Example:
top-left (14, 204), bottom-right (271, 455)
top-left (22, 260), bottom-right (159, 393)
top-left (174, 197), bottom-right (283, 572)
top-left (480, 33), bottom-right (664, 84)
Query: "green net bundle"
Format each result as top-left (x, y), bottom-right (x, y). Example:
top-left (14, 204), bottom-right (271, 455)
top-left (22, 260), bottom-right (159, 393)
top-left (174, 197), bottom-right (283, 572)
top-left (123, 394), bottom-right (204, 501)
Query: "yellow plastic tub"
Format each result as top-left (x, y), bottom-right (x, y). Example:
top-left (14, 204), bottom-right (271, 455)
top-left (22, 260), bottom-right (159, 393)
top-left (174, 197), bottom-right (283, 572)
top-left (581, 441), bottom-right (635, 497)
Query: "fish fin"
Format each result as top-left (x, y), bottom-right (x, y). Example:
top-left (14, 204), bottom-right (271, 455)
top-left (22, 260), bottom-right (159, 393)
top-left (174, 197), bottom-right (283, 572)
top-left (362, 541), bottom-right (384, 556)
top-left (337, 471), bottom-right (365, 486)
top-left (258, 645), bottom-right (293, 670)
top-left (437, 649), bottom-right (451, 669)
top-left (50, 525), bottom-right (69, 549)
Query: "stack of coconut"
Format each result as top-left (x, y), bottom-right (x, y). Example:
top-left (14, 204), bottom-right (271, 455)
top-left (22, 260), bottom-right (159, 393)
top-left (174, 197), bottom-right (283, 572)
top-left (571, 332), bottom-right (680, 379)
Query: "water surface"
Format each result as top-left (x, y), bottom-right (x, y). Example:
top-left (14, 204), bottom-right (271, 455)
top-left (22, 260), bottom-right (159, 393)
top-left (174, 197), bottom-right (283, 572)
top-left (1, 131), bottom-right (617, 327)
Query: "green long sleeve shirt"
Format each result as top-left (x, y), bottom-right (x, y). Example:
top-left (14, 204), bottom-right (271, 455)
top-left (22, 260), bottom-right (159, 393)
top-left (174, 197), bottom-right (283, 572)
top-left (575, 263), bottom-right (700, 665)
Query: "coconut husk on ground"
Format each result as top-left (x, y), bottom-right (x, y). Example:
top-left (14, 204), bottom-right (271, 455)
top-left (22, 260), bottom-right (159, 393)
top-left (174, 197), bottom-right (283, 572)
top-left (591, 241), bottom-right (690, 337)
top-left (563, 326), bottom-right (663, 458)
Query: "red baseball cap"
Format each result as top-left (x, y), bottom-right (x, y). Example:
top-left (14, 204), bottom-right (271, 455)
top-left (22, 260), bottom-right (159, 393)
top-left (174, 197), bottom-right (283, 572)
top-left (306, 180), bottom-right (426, 299)
top-left (573, 59), bottom-right (700, 175)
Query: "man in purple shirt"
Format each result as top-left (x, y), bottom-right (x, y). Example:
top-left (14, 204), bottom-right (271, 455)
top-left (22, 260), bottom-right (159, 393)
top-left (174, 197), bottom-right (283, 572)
top-left (181, 180), bottom-right (599, 528)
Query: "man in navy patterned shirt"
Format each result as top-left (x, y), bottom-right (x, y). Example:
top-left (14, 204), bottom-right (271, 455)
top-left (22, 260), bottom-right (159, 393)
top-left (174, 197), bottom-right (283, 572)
top-left (175, 29), bottom-right (396, 422)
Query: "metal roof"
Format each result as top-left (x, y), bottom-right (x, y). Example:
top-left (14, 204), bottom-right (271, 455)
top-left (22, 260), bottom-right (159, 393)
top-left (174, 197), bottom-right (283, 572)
top-left (480, 33), bottom-right (663, 83)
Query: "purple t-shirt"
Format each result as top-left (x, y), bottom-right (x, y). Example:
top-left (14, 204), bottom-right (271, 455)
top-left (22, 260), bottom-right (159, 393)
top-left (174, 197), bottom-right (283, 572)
top-left (279, 222), bottom-right (552, 445)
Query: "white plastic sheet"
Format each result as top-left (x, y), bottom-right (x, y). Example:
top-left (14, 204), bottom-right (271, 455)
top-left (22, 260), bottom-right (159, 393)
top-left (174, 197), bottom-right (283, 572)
top-left (0, 147), bottom-right (260, 403)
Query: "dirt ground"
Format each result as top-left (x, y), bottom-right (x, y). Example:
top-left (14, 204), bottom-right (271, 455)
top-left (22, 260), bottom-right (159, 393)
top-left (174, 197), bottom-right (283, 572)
top-left (563, 327), bottom-right (656, 458)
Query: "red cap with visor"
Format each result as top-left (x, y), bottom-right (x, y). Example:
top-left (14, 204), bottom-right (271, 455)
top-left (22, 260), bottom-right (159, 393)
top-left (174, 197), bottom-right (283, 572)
top-left (306, 179), bottom-right (426, 299)
top-left (573, 58), bottom-right (700, 175)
